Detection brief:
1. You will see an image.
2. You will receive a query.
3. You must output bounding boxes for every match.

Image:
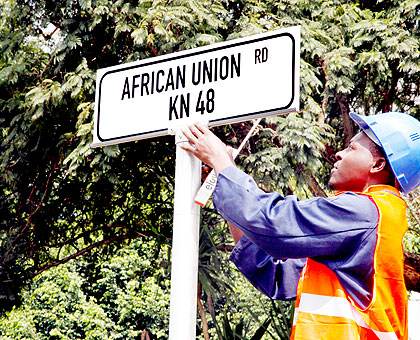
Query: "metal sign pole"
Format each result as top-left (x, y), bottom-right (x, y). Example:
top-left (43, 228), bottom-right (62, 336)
top-left (168, 130), bottom-right (201, 340)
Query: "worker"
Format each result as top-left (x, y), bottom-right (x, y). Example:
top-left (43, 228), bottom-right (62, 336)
top-left (180, 112), bottom-right (420, 340)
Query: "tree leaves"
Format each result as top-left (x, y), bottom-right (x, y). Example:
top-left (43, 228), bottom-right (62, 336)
top-left (2, 0), bottom-right (420, 315)
top-left (240, 113), bottom-right (334, 195)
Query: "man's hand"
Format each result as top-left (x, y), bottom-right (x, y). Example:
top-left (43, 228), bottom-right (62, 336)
top-left (180, 123), bottom-right (234, 175)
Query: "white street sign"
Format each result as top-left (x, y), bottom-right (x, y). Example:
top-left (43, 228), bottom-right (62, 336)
top-left (92, 26), bottom-right (300, 147)
top-left (91, 26), bottom-right (301, 340)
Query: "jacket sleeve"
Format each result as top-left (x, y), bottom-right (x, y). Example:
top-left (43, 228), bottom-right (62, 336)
top-left (213, 166), bottom-right (379, 261)
top-left (214, 166), bottom-right (379, 305)
top-left (229, 235), bottom-right (306, 300)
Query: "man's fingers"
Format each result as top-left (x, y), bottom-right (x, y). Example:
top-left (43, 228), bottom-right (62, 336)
top-left (179, 141), bottom-right (195, 153)
top-left (182, 123), bottom-right (211, 146)
top-left (182, 123), bottom-right (212, 142)
top-left (181, 127), bottom-right (198, 144)
top-left (189, 124), bottom-right (203, 139)
top-left (194, 122), bottom-right (210, 134)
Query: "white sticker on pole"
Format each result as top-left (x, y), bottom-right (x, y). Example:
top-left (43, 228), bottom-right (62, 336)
top-left (194, 118), bottom-right (261, 207)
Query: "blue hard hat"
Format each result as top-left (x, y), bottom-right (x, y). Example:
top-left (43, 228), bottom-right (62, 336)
top-left (350, 112), bottom-right (420, 193)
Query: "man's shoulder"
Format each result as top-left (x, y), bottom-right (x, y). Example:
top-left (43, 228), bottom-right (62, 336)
top-left (311, 191), bottom-right (379, 226)
top-left (328, 190), bottom-right (378, 209)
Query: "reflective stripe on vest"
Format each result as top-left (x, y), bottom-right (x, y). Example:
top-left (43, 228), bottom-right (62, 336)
top-left (293, 294), bottom-right (398, 340)
top-left (291, 185), bottom-right (408, 340)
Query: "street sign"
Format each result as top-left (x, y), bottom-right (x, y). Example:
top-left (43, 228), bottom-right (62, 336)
top-left (92, 26), bottom-right (300, 147)
top-left (91, 26), bottom-right (301, 340)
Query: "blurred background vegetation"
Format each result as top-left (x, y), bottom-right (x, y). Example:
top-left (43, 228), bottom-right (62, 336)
top-left (1, 0), bottom-right (420, 338)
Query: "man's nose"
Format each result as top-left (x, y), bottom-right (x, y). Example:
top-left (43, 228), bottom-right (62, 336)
top-left (335, 150), bottom-right (343, 160)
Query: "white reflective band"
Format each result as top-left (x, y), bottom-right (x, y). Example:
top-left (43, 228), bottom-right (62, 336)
top-left (295, 293), bottom-right (398, 340)
top-left (293, 307), bottom-right (299, 326)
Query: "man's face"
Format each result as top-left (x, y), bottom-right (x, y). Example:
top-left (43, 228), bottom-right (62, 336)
top-left (328, 132), bottom-right (377, 192)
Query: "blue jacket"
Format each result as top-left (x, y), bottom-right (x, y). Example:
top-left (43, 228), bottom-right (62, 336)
top-left (213, 166), bottom-right (380, 309)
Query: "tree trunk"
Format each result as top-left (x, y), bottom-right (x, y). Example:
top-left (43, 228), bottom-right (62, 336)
top-left (304, 172), bottom-right (327, 198)
top-left (404, 250), bottom-right (420, 292)
top-left (335, 94), bottom-right (354, 146)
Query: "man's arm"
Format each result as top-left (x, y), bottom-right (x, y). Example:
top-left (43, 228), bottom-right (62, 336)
top-left (180, 124), bottom-right (378, 306)
top-left (230, 235), bottom-right (306, 300)
top-left (214, 166), bottom-right (379, 307)
top-left (213, 166), bottom-right (378, 260)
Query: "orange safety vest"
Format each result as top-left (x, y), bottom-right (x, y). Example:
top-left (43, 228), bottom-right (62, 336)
top-left (291, 185), bottom-right (408, 340)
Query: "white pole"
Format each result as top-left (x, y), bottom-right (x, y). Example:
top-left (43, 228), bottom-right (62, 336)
top-left (168, 130), bottom-right (201, 340)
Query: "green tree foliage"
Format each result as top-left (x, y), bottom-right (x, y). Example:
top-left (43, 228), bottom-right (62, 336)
top-left (235, 0), bottom-right (420, 183)
top-left (0, 238), bottom-right (171, 339)
top-left (0, 235), bottom-right (291, 339)
top-left (1, 0), bottom-right (420, 337)
top-left (242, 113), bottom-right (335, 195)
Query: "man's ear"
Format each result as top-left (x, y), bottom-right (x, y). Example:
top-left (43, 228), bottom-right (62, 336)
top-left (370, 157), bottom-right (387, 173)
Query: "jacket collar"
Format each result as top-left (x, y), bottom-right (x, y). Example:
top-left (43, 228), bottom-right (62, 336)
top-left (363, 185), bottom-right (401, 197)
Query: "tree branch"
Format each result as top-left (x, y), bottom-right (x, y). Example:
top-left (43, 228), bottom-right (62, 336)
top-left (198, 296), bottom-right (210, 340)
top-left (303, 172), bottom-right (327, 198)
top-left (30, 234), bottom-right (135, 278)
top-left (2, 162), bottom-right (57, 266)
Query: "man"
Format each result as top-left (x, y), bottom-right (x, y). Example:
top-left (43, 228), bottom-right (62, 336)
top-left (181, 112), bottom-right (420, 340)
